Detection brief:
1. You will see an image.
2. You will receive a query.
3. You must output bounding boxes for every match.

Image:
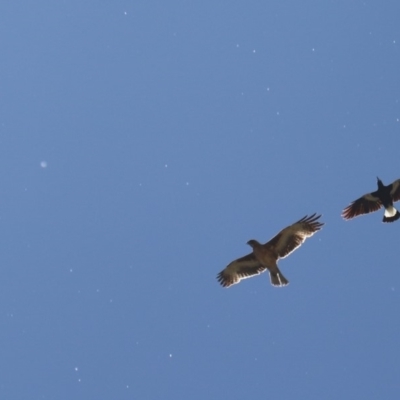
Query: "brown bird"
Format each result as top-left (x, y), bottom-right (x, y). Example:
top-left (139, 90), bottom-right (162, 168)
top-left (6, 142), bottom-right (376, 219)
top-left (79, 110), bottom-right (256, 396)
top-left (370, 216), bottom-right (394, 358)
top-left (217, 214), bottom-right (323, 288)
top-left (342, 177), bottom-right (400, 223)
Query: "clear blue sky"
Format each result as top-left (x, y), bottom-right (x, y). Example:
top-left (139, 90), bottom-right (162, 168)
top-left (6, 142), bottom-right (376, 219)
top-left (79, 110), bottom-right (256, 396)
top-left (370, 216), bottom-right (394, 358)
top-left (1, 2), bottom-right (399, 399)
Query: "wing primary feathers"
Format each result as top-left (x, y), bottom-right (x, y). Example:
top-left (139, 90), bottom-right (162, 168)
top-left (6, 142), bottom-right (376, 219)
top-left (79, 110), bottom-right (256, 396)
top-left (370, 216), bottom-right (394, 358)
top-left (296, 213), bottom-right (324, 230)
top-left (342, 195), bottom-right (382, 220)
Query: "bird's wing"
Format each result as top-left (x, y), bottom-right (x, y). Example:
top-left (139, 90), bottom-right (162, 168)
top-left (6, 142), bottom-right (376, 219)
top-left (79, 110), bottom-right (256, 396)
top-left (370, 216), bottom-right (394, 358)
top-left (266, 214), bottom-right (324, 259)
top-left (342, 192), bottom-right (382, 220)
top-left (390, 179), bottom-right (400, 202)
top-left (217, 253), bottom-right (265, 288)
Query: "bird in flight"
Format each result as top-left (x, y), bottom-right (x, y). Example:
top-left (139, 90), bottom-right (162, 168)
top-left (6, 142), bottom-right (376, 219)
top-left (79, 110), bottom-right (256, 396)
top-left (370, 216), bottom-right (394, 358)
top-left (342, 177), bottom-right (400, 223)
top-left (217, 214), bottom-right (323, 288)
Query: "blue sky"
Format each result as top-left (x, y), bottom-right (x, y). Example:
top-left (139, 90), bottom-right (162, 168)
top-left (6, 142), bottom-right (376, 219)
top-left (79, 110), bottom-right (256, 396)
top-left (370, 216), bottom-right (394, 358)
top-left (0, 1), bottom-right (399, 399)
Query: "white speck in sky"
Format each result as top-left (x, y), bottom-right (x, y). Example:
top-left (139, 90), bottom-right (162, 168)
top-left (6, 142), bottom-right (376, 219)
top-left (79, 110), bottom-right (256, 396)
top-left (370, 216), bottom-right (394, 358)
top-left (70, 269), bottom-right (73, 273)
top-left (276, 111), bottom-right (280, 116)
top-left (124, 11), bottom-right (127, 15)
top-left (165, 164), bottom-right (168, 168)
top-left (75, 367), bottom-right (79, 372)
top-left (236, 44), bottom-right (239, 48)
top-left (252, 49), bottom-right (256, 53)
top-left (185, 182), bottom-right (189, 186)
top-left (267, 87), bottom-right (270, 91)
top-left (40, 161), bottom-right (47, 168)
top-left (169, 354), bottom-right (172, 358)
top-left (312, 48), bottom-right (315, 52)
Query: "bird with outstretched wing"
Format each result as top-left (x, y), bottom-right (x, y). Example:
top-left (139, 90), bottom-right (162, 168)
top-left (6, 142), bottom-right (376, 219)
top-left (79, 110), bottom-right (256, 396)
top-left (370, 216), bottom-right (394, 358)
top-left (342, 177), bottom-right (400, 223)
top-left (217, 214), bottom-right (324, 288)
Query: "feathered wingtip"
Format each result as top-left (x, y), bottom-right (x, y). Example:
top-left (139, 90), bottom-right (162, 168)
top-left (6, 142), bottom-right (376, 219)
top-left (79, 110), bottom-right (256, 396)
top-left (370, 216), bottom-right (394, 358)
top-left (341, 203), bottom-right (357, 220)
top-left (296, 213), bottom-right (324, 231)
top-left (216, 271), bottom-right (230, 287)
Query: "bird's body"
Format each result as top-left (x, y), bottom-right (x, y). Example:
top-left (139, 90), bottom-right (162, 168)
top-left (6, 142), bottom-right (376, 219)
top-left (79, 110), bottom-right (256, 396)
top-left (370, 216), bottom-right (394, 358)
top-left (342, 178), bottom-right (400, 223)
top-left (247, 239), bottom-right (289, 286)
top-left (217, 214), bottom-right (323, 288)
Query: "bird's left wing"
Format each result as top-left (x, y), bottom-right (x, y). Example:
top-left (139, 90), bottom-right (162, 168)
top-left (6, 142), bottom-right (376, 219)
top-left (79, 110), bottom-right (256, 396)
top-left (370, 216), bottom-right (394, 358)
top-left (267, 214), bottom-right (324, 259)
top-left (390, 179), bottom-right (400, 202)
top-left (217, 253), bottom-right (264, 288)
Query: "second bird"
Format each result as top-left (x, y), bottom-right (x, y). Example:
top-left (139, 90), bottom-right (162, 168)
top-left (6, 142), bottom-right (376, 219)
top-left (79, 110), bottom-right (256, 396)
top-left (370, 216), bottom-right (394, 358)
top-left (342, 177), bottom-right (400, 223)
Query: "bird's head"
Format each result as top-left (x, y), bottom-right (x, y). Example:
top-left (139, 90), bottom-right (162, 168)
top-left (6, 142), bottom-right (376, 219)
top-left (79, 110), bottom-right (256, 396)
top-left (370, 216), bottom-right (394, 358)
top-left (377, 177), bottom-right (384, 188)
top-left (247, 239), bottom-right (260, 248)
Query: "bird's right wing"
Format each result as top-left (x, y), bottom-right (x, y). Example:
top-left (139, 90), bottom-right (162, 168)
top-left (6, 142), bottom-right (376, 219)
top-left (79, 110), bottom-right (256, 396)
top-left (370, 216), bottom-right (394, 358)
top-left (342, 192), bottom-right (382, 220)
top-left (217, 254), bottom-right (264, 288)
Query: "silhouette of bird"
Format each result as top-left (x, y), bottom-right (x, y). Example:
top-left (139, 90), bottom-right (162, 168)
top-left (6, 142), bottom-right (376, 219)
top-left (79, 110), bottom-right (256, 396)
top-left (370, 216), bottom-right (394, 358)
top-left (342, 177), bottom-right (400, 223)
top-left (217, 214), bottom-right (323, 288)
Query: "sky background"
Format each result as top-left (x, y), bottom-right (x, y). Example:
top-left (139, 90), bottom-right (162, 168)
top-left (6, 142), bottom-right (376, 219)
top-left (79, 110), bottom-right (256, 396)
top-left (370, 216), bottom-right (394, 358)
top-left (0, 1), bottom-right (399, 399)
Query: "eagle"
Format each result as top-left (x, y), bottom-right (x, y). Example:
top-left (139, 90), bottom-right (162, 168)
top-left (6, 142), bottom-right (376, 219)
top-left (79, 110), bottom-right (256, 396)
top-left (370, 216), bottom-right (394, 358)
top-left (217, 214), bottom-right (323, 288)
top-left (342, 177), bottom-right (400, 223)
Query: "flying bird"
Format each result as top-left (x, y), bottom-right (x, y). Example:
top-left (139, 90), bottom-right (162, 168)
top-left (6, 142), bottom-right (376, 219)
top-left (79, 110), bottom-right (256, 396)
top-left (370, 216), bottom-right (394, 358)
top-left (217, 214), bottom-right (323, 288)
top-left (342, 177), bottom-right (400, 223)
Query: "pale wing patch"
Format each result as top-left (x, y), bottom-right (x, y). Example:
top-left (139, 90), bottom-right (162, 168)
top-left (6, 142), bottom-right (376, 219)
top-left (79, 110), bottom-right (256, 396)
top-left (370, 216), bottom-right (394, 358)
top-left (276, 233), bottom-right (305, 259)
top-left (269, 214), bottom-right (324, 259)
top-left (391, 179), bottom-right (400, 202)
top-left (364, 193), bottom-right (380, 201)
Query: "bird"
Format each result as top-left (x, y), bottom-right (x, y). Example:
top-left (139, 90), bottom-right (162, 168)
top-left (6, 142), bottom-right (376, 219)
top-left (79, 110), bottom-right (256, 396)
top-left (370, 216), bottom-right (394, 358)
top-left (342, 177), bottom-right (400, 223)
top-left (216, 214), bottom-right (323, 288)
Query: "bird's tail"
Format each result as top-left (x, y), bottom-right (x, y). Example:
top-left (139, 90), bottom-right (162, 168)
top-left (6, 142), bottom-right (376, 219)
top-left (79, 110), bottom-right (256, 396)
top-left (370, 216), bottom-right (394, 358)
top-left (383, 206), bottom-right (400, 223)
top-left (270, 268), bottom-right (289, 287)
